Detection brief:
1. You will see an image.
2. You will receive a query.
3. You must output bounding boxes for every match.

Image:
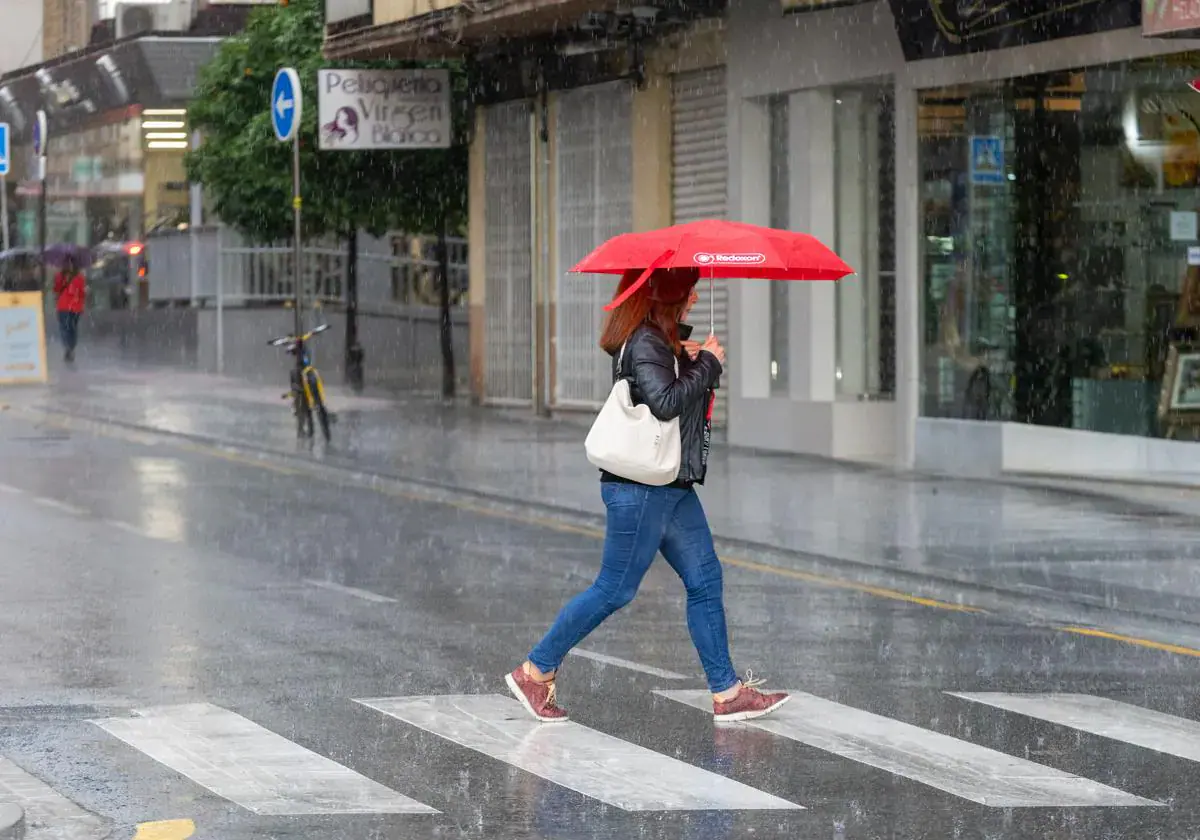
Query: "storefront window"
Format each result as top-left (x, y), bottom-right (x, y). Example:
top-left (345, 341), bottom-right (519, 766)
top-left (920, 56), bottom-right (1200, 437)
top-left (18, 116), bottom-right (145, 251)
top-left (834, 83), bottom-right (895, 398)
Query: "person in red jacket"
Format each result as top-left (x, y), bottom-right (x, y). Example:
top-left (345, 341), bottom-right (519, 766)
top-left (53, 256), bottom-right (86, 362)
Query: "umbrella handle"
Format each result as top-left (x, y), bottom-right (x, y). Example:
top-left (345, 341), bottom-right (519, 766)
top-left (707, 273), bottom-right (719, 390)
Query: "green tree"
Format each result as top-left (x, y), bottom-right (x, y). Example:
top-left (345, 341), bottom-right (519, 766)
top-left (185, 0), bottom-right (468, 393)
top-left (186, 0), bottom-right (467, 241)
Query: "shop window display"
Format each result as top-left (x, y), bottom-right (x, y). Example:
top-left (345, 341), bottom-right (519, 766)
top-left (920, 56), bottom-right (1200, 438)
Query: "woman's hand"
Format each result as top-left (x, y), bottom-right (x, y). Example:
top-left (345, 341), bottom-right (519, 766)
top-left (681, 339), bottom-right (702, 361)
top-left (701, 334), bottom-right (725, 365)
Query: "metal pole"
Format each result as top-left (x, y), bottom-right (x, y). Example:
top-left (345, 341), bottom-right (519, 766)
top-left (189, 129), bottom-right (202, 307)
top-left (216, 225), bottom-right (224, 375)
top-left (1, 175), bottom-right (9, 253)
top-left (292, 133), bottom-right (303, 343)
top-left (709, 273), bottom-right (714, 335)
top-left (344, 226), bottom-right (363, 391)
top-left (438, 213), bottom-right (455, 399)
top-left (38, 156), bottom-right (46, 287)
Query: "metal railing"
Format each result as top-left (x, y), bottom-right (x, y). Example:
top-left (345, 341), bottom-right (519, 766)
top-left (142, 225), bottom-right (470, 390)
top-left (145, 225), bottom-right (468, 310)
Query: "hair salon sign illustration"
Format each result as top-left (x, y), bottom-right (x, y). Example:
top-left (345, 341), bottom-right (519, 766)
top-left (317, 69), bottom-right (450, 151)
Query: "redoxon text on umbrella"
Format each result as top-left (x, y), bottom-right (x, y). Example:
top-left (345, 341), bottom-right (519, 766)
top-left (693, 252), bottom-right (767, 265)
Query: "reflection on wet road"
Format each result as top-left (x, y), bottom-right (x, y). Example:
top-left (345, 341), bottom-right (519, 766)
top-left (5, 405), bottom-right (1200, 838)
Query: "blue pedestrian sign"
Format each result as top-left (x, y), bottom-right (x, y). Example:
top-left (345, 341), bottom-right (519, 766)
top-left (0, 123), bottom-right (9, 177)
top-left (969, 135), bottom-right (1005, 185)
top-left (271, 68), bottom-right (302, 143)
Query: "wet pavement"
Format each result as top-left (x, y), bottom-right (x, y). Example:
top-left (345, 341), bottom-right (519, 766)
top-left (6, 357), bottom-right (1200, 837)
top-left (9, 356), bottom-right (1200, 637)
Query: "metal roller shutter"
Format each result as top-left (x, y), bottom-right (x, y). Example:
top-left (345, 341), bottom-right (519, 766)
top-left (672, 66), bottom-right (730, 428)
top-left (483, 101), bottom-right (534, 404)
top-left (554, 81), bottom-right (634, 407)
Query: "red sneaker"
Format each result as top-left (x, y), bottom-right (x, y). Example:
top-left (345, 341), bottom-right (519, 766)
top-left (506, 665), bottom-right (569, 723)
top-left (713, 672), bottom-right (789, 722)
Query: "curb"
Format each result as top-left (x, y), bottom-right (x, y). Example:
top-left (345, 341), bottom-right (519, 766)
top-left (24, 403), bottom-right (1200, 633)
top-left (0, 803), bottom-right (24, 839)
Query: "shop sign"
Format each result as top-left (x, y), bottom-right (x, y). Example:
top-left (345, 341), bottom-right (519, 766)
top-left (1172, 211), bottom-right (1199, 241)
top-left (0, 292), bottom-right (47, 384)
top-left (969, 136), bottom-right (1005, 185)
top-left (326, 0), bottom-right (370, 24)
top-left (888, 0), bottom-right (1138, 61)
top-left (317, 69), bottom-right (450, 151)
top-left (1144, 0), bottom-right (1200, 37)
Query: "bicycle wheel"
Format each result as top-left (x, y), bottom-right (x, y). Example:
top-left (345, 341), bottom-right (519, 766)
top-left (309, 371), bottom-right (332, 442)
top-left (294, 386), bottom-right (313, 438)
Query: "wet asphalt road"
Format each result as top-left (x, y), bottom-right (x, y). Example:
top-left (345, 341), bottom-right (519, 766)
top-left (5, 410), bottom-right (1200, 838)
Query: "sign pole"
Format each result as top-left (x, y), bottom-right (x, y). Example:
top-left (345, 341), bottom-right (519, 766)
top-left (0, 121), bottom-right (9, 254)
top-left (34, 111), bottom-right (46, 289)
top-left (271, 68), bottom-right (303, 350)
top-left (1, 176), bottom-right (8, 254)
top-left (292, 132), bottom-right (302, 343)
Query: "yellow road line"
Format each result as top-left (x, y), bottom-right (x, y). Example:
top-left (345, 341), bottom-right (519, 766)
top-left (133, 820), bottom-right (194, 840)
top-left (1057, 626), bottom-right (1200, 658)
top-left (719, 555), bottom-right (984, 613)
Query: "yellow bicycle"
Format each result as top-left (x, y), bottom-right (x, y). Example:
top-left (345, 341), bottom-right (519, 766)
top-left (269, 323), bottom-right (334, 441)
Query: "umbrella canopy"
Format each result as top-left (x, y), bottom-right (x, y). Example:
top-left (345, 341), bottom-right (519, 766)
top-left (569, 219), bottom-right (854, 314)
top-left (42, 243), bottom-right (92, 269)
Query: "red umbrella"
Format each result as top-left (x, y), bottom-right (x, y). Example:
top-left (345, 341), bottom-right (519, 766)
top-left (569, 219), bottom-right (854, 333)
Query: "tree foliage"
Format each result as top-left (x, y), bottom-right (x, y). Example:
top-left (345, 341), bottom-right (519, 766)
top-left (185, 0), bottom-right (468, 244)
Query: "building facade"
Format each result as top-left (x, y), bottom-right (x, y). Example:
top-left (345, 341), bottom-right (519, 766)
top-left (0, 3), bottom-right (253, 279)
top-left (43, 0), bottom-right (93, 61)
top-left (327, 0), bottom-right (1200, 483)
top-left (0, 1), bottom-right (43, 77)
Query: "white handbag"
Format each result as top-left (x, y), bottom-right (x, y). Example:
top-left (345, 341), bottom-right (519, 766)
top-left (584, 341), bottom-right (682, 486)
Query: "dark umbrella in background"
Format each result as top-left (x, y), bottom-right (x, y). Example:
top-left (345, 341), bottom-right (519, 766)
top-left (0, 247), bottom-right (41, 292)
top-left (41, 243), bottom-right (92, 270)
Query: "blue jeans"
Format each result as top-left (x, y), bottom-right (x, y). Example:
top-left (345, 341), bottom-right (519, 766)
top-left (57, 311), bottom-right (79, 351)
top-left (528, 482), bottom-right (738, 693)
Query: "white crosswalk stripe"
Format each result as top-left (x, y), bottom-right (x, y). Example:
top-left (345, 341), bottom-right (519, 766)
top-left (5, 687), bottom-right (1192, 830)
top-left (91, 702), bottom-right (438, 816)
top-left (948, 692), bottom-right (1200, 764)
top-left (655, 690), bottom-right (1161, 808)
top-left (355, 694), bottom-right (803, 811)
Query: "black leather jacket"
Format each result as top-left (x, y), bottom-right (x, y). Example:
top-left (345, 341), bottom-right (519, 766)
top-left (602, 322), bottom-right (723, 486)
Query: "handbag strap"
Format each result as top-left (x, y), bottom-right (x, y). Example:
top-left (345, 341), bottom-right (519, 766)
top-left (615, 338), bottom-right (679, 382)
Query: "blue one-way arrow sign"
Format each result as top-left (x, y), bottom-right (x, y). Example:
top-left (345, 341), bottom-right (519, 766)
top-left (271, 68), bottom-right (301, 143)
top-left (0, 123), bottom-right (10, 177)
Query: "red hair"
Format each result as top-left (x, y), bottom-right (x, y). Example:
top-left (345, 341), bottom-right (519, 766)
top-left (598, 267), bottom-right (699, 355)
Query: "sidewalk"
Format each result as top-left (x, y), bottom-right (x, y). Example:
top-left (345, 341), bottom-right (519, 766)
top-left (0, 803), bottom-right (21, 839)
top-left (7, 354), bottom-right (1200, 628)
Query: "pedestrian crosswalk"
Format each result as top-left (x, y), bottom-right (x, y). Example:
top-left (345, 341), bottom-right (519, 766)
top-left (356, 695), bottom-right (800, 811)
top-left (93, 703), bottom-right (437, 816)
top-left (948, 692), bottom-right (1200, 764)
top-left (4, 686), bottom-right (1199, 831)
top-left (655, 690), bottom-right (1157, 807)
